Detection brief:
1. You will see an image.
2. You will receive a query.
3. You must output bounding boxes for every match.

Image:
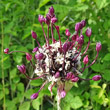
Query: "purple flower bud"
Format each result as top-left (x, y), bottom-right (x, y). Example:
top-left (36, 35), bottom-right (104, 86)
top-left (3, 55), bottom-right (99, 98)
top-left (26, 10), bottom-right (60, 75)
top-left (72, 34), bottom-right (77, 41)
top-left (31, 93), bottom-right (39, 100)
top-left (35, 53), bottom-right (44, 60)
top-left (17, 65), bottom-right (26, 74)
top-left (32, 47), bottom-right (39, 53)
top-left (48, 6), bottom-right (54, 16)
top-left (46, 14), bottom-right (51, 20)
top-left (92, 75), bottom-right (101, 81)
top-left (77, 35), bottom-right (84, 45)
top-left (86, 27), bottom-right (92, 37)
top-left (26, 53), bottom-right (32, 61)
top-left (38, 15), bottom-right (45, 24)
top-left (81, 20), bottom-right (86, 27)
top-left (54, 72), bottom-right (60, 78)
top-left (45, 17), bottom-right (50, 25)
top-left (51, 17), bottom-right (57, 23)
top-left (96, 42), bottom-right (102, 52)
top-left (66, 72), bottom-right (74, 80)
top-left (55, 26), bottom-right (59, 31)
top-left (61, 90), bottom-right (66, 98)
top-left (31, 31), bottom-right (37, 39)
top-left (83, 55), bottom-right (89, 64)
top-left (75, 22), bottom-right (81, 31)
top-left (65, 29), bottom-right (71, 37)
top-left (71, 77), bottom-right (79, 82)
top-left (63, 42), bottom-right (68, 53)
top-left (4, 48), bottom-right (9, 54)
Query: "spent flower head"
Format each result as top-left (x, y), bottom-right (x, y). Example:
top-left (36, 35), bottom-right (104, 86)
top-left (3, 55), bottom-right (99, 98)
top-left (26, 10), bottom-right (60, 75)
top-left (4, 6), bottom-right (102, 109)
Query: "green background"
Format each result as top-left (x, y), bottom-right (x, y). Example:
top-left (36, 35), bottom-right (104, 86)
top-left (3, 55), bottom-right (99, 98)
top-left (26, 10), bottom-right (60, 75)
top-left (0, 0), bottom-right (110, 110)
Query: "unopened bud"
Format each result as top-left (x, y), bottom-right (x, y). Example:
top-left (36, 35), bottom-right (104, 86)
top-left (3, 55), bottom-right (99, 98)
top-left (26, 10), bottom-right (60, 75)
top-left (86, 27), bottom-right (92, 37)
top-left (63, 42), bottom-right (68, 53)
top-left (92, 75), bottom-right (101, 81)
top-left (51, 17), bottom-right (57, 23)
top-left (96, 42), bottom-right (102, 52)
top-left (31, 93), bottom-right (39, 100)
top-left (75, 22), bottom-right (81, 31)
top-left (48, 6), bottom-right (54, 16)
top-left (31, 31), bottom-right (37, 39)
top-left (38, 15), bottom-right (45, 24)
top-left (35, 53), bottom-right (44, 60)
top-left (4, 48), bottom-right (9, 54)
top-left (17, 65), bottom-right (26, 74)
top-left (65, 29), bottom-right (71, 37)
top-left (26, 53), bottom-right (32, 61)
top-left (83, 55), bottom-right (89, 64)
top-left (81, 20), bottom-right (86, 27)
top-left (32, 47), bottom-right (39, 53)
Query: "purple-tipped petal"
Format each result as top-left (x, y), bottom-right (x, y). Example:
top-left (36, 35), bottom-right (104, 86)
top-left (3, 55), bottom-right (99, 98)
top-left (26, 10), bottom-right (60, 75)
top-left (4, 48), bottom-right (9, 54)
top-left (31, 93), bottom-right (39, 100)
top-left (54, 72), bottom-right (60, 78)
top-left (71, 77), bottom-right (79, 82)
top-left (92, 75), bottom-right (101, 81)
top-left (61, 90), bottom-right (66, 98)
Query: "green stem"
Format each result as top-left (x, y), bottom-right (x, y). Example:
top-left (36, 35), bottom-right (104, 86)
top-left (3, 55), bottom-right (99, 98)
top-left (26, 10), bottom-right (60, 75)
top-left (1, 13), bottom-right (6, 110)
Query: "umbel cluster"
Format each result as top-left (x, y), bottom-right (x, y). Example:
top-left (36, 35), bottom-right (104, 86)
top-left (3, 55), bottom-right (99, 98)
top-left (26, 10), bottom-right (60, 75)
top-left (4, 6), bottom-right (102, 102)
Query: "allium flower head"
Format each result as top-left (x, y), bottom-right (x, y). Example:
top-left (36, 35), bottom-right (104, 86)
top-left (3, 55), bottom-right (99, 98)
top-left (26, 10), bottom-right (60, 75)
top-left (4, 6), bottom-right (102, 109)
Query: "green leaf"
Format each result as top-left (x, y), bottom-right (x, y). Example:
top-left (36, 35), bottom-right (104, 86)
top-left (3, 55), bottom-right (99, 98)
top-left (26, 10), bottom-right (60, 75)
top-left (0, 91), bottom-right (4, 100)
top-left (17, 83), bottom-right (24, 92)
top-left (32, 98), bottom-right (41, 110)
top-left (10, 68), bottom-right (17, 79)
top-left (103, 69), bottom-right (110, 81)
top-left (19, 102), bottom-right (30, 110)
top-left (94, 0), bottom-right (110, 10)
top-left (103, 53), bottom-right (110, 61)
top-left (70, 96), bottom-right (83, 109)
top-left (30, 79), bottom-right (43, 86)
top-left (39, 0), bottom-right (50, 8)
top-left (25, 89), bottom-right (34, 99)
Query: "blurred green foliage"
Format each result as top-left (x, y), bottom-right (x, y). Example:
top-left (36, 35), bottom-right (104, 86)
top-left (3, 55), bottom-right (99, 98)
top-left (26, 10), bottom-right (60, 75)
top-left (0, 0), bottom-right (110, 110)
